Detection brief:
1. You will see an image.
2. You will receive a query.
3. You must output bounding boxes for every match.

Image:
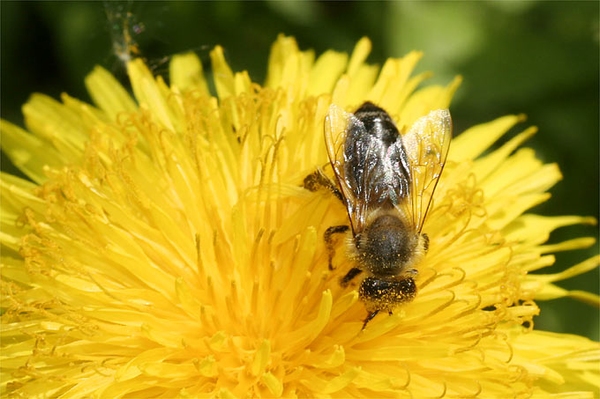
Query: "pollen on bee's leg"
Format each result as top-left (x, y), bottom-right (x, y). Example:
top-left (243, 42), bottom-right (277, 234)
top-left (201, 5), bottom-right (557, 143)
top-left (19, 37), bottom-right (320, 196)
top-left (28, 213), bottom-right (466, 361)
top-left (339, 267), bottom-right (362, 287)
top-left (302, 169), bottom-right (344, 202)
top-left (422, 233), bottom-right (429, 252)
top-left (302, 171), bottom-right (325, 192)
top-left (324, 225), bottom-right (350, 270)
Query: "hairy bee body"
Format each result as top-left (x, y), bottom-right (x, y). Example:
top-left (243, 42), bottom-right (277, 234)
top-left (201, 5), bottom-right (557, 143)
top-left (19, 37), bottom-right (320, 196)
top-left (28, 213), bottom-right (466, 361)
top-left (354, 212), bottom-right (421, 275)
top-left (305, 101), bottom-right (452, 328)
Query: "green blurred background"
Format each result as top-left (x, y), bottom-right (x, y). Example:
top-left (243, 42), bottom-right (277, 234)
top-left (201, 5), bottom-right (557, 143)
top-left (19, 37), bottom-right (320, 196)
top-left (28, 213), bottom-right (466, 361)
top-left (2, 1), bottom-right (598, 340)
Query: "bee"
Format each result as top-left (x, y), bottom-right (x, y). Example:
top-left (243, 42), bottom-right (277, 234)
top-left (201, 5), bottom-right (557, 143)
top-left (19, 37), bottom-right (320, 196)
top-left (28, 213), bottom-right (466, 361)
top-left (304, 101), bottom-right (452, 328)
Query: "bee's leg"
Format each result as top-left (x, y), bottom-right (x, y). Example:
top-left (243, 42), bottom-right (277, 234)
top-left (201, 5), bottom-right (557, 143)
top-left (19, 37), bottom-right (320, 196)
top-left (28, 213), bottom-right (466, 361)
top-left (303, 170), bottom-right (344, 203)
top-left (340, 267), bottom-right (363, 287)
top-left (422, 233), bottom-right (429, 253)
top-left (361, 309), bottom-right (380, 330)
top-left (324, 225), bottom-right (350, 270)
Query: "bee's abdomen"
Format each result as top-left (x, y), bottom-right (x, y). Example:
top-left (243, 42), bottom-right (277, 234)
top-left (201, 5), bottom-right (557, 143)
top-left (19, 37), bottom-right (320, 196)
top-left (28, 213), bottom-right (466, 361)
top-left (356, 214), bottom-right (417, 274)
top-left (359, 276), bottom-right (417, 313)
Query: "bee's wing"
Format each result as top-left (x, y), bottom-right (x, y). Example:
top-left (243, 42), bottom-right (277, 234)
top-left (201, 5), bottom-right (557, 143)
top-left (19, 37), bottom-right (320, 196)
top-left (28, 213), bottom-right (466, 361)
top-left (400, 109), bottom-right (452, 233)
top-left (324, 105), bottom-right (369, 233)
top-left (325, 104), bottom-right (413, 233)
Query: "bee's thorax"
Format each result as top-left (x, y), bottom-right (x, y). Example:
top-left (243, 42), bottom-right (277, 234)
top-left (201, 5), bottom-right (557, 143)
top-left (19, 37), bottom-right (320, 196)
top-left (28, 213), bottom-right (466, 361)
top-left (355, 214), bottom-right (420, 276)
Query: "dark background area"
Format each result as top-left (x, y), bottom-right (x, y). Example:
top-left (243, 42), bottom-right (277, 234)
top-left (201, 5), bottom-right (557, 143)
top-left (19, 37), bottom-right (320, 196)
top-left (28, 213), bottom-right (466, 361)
top-left (1, 1), bottom-right (598, 340)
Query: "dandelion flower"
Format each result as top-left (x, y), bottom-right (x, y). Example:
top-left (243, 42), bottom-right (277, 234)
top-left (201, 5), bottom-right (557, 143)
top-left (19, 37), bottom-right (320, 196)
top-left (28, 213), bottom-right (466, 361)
top-left (1, 35), bottom-right (599, 398)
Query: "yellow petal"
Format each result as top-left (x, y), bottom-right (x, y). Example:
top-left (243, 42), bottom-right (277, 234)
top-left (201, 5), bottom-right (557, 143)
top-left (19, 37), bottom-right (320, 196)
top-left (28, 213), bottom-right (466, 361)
top-left (85, 65), bottom-right (137, 120)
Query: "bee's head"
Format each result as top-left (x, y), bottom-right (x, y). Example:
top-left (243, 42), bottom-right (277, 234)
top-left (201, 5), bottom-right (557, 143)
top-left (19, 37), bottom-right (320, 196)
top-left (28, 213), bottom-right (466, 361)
top-left (355, 214), bottom-right (423, 275)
